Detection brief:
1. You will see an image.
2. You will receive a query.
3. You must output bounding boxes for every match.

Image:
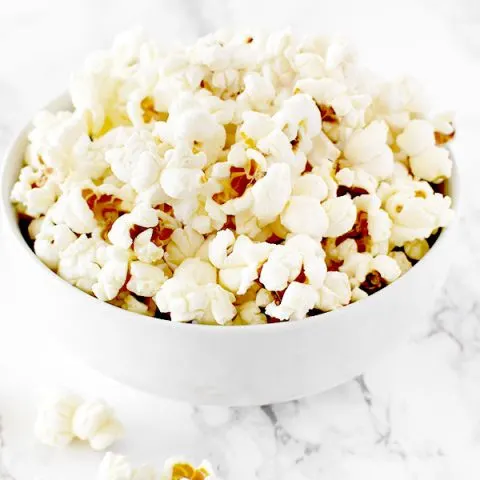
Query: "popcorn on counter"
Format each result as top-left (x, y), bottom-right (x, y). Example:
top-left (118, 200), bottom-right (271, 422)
top-left (35, 391), bottom-right (124, 451)
top-left (97, 453), bottom-right (220, 480)
top-left (11, 28), bottom-right (455, 325)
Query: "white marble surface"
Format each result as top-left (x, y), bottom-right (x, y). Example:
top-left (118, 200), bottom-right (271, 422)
top-left (1, 0), bottom-right (480, 478)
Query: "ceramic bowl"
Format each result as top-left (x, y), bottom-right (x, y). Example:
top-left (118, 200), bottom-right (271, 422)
top-left (0, 94), bottom-right (459, 406)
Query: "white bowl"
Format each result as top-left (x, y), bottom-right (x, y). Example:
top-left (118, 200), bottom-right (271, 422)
top-left (0, 94), bottom-right (459, 406)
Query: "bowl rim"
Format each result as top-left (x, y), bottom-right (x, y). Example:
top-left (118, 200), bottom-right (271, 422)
top-left (0, 92), bottom-right (461, 333)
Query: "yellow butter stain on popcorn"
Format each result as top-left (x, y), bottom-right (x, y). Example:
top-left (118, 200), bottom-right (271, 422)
top-left (169, 462), bottom-right (211, 480)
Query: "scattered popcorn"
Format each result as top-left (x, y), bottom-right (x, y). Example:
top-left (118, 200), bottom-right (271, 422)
top-left (34, 391), bottom-right (82, 447)
top-left (97, 454), bottom-right (220, 480)
top-left (162, 457), bottom-right (218, 480)
top-left (12, 28), bottom-right (455, 324)
top-left (35, 392), bottom-right (122, 451)
top-left (97, 453), bottom-right (133, 480)
top-left (72, 400), bottom-right (124, 451)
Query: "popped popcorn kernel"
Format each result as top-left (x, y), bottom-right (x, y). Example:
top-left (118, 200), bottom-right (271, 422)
top-left (35, 392), bottom-right (123, 451)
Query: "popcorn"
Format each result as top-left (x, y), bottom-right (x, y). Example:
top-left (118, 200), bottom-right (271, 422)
top-left (165, 226), bottom-right (204, 268)
top-left (256, 288), bottom-right (273, 307)
top-left (343, 121), bottom-right (394, 179)
top-left (404, 238), bottom-right (430, 260)
top-left (126, 261), bottom-right (167, 297)
top-left (273, 93), bottom-right (321, 143)
top-left (260, 244), bottom-right (303, 292)
top-left (237, 72), bottom-right (276, 111)
top-left (256, 130), bottom-right (299, 173)
top-left (35, 392), bottom-right (122, 451)
top-left (162, 457), bottom-right (218, 480)
top-left (409, 146), bottom-right (452, 184)
top-left (397, 119), bottom-right (452, 183)
top-left (316, 271), bottom-right (352, 311)
top-left (250, 162), bottom-right (291, 225)
top-left (236, 301), bottom-right (267, 325)
top-left (49, 188), bottom-right (97, 234)
top-left (33, 220), bottom-right (78, 270)
top-left (108, 204), bottom-right (159, 249)
top-left (323, 196), bottom-right (357, 237)
top-left (34, 391), bottom-right (82, 447)
top-left (260, 234), bottom-right (326, 291)
top-left (120, 294), bottom-right (151, 315)
top-left (72, 400), bottom-right (124, 451)
top-left (280, 196), bottom-right (329, 239)
top-left (309, 131), bottom-right (340, 165)
top-left (397, 119), bottom-right (435, 156)
top-left (389, 250), bottom-right (413, 274)
top-left (97, 453), bottom-right (163, 480)
top-left (97, 453), bottom-right (133, 480)
top-left (154, 258), bottom-right (236, 324)
top-left (105, 130), bottom-right (163, 193)
top-left (384, 182), bottom-right (453, 246)
top-left (13, 29), bottom-right (455, 325)
top-left (92, 246), bottom-right (130, 301)
top-left (340, 252), bottom-right (401, 291)
top-left (26, 110), bottom-right (95, 180)
top-left (292, 173), bottom-right (328, 201)
top-left (133, 229), bottom-right (165, 264)
top-left (371, 76), bottom-right (428, 130)
top-left (154, 95), bottom-right (226, 162)
top-left (209, 230), bottom-right (272, 294)
top-left (57, 235), bottom-right (103, 293)
top-left (370, 254), bottom-right (402, 283)
top-left (294, 78), bottom-right (367, 128)
top-left (10, 167), bottom-right (59, 217)
top-left (160, 145), bottom-right (207, 199)
top-left (336, 167), bottom-right (378, 195)
top-left (266, 282), bottom-right (319, 321)
top-left (98, 453), bottom-right (220, 480)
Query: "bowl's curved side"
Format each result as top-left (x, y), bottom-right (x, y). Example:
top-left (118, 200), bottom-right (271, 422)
top-left (0, 94), bottom-right (459, 406)
top-left (4, 224), bottom-right (455, 405)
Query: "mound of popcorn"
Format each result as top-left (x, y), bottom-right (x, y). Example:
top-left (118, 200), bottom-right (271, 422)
top-left (11, 28), bottom-right (455, 325)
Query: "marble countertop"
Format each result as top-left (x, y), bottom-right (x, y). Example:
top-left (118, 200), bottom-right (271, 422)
top-left (1, 0), bottom-right (480, 478)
